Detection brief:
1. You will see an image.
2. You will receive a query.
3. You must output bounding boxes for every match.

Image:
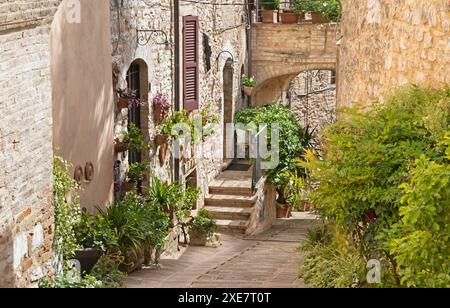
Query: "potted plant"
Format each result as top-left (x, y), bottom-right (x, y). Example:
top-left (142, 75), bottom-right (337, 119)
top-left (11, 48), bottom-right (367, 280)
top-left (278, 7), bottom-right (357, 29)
top-left (280, 7), bottom-right (301, 24)
top-left (123, 123), bottom-right (150, 153)
top-left (261, 0), bottom-right (280, 23)
top-left (295, 0), bottom-right (325, 24)
top-left (122, 161), bottom-right (148, 193)
top-left (117, 88), bottom-right (144, 110)
top-left (242, 75), bottom-right (257, 96)
top-left (189, 208), bottom-right (217, 246)
top-left (321, 0), bottom-right (340, 23)
top-left (114, 138), bottom-right (129, 153)
top-left (74, 210), bottom-right (119, 276)
top-left (153, 92), bottom-right (171, 125)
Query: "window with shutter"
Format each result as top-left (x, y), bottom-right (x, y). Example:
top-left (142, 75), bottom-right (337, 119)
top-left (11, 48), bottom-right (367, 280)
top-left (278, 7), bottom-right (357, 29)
top-left (183, 15), bottom-right (199, 111)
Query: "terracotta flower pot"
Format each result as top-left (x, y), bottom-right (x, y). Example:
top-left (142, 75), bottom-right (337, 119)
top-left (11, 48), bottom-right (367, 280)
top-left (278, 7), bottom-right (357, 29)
top-left (114, 139), bottom-right (129, 153)
top-left (261, 10), bottom-right (278, 23)
top-left (276, 202), bottom-right (292, 218)
top-left (118, 98), bottom-right (129, 109)
top-left (243, 86), bottom-right (254, 96)
top-left (311, 11), bottom-right (328, 24)
top-left (155, 134), bottom-right (168, 146)
top-left (154, 103), bottom-right (164, 125)
top-left (280, 12), bottom-right (299, 24)
top-left (189, 231), bottom-right (207, 246)
top-left (159, 143), bottom-right (169, 166)
top-left (121, 181), bottom-right (136, 193)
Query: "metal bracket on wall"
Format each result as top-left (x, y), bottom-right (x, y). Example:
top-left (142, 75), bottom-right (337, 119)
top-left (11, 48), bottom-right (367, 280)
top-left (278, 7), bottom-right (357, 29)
top-left (136, 29), bottom-right (170, 47)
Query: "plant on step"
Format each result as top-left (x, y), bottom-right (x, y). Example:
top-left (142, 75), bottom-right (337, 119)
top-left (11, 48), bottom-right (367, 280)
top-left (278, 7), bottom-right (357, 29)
top-left (299, 85), bottom-right (450, 287)
top-left (261, 0), bottom-right (280, 10)
top-left (127, 161), bottom-right (149, 183)
top-left (189, 208), bottom-right (217, 241)
top-left (146, 176), bottom-right (184, 213)
top-left (123, 123), bottom-right (149, 152)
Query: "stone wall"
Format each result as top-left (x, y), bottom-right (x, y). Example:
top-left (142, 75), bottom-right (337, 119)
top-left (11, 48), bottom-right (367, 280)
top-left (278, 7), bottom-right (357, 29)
top-left (288, 70), bottom-right (336, 133)
top-left (0, 1), bottom-right (62, 287)
top-left (338, 0), bottom-right (450, 107)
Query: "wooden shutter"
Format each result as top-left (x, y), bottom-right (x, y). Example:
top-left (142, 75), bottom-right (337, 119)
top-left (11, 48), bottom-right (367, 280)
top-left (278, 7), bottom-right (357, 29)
top-left (183, 16), bottom-right (199, 111)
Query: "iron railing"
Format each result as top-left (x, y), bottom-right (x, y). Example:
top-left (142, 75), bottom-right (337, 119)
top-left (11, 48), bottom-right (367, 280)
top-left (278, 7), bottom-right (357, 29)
top-left (251, 124), bottom-right (267, 191)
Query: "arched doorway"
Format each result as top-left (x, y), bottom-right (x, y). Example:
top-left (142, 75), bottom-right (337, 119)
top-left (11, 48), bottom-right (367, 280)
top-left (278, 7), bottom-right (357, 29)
top-left (125, 59), bottom-right (149, 189)
top-left (223, 58), bottom-right (234, 161)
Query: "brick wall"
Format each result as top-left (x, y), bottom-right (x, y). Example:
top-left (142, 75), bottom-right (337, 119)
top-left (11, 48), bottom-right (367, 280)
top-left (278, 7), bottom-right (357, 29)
top-left (338, 0), bottom-right (450, 107)
top-left (0, 1), bottom-right (62, 287)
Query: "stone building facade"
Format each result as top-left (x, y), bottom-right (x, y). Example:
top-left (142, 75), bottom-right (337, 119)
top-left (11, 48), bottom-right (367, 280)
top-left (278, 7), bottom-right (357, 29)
top-left (337, 0), bottom-right (450, 107)
top-left (288, 70), bottom-right (336, 133)
top-left (111, 0), bottom-right (248, 200)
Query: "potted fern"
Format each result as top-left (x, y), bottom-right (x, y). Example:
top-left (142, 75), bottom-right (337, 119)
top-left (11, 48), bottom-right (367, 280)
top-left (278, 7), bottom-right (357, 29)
top-left (261, 0), bottom-right (280, 23)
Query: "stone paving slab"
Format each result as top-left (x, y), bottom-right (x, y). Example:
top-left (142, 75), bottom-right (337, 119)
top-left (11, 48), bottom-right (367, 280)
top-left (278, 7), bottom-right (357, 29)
top-left (124, 216), bottom-right (317, 288)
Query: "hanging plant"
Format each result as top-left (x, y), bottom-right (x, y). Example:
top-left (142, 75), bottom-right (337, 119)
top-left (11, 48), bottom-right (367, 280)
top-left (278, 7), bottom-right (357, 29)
top-left (117, 88), bottom-right (145, 110)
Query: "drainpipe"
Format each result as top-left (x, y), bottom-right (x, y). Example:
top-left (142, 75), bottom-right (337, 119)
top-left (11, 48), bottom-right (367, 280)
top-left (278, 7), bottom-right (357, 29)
top-left (247, 1), bottom-right (253, 107)
top-left (174, 0), bottom-right (181, 181)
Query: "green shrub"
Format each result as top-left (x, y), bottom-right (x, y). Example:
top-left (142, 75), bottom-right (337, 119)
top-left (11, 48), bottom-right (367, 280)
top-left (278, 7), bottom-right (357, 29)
top-left (53, 157), bottom-right (82, 261)
top-left (127, 161), bottom-right (148, 183)
top-left (300, 85), bottom-right (450, 287)
top-left (235, 104), bottom-right (308, 200)
top-left (295, 0), bottom-right (321, 12)
top-left (261, 0), bottom-right (280, 10)
top-left (123, 123), bottom-right (149, 152)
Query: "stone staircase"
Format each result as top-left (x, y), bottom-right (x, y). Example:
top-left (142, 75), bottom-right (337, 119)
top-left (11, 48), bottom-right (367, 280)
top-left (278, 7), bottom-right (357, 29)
top-left (205, 161), bottom-right (256, 235)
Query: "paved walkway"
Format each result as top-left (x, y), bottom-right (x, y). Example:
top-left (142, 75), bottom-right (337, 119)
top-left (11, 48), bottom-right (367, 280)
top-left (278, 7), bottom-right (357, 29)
top-left (124, 214), bottom-right (316, 288)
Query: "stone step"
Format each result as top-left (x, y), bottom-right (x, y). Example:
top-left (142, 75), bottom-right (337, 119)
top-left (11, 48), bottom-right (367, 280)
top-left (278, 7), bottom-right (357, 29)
top-left (205, 194), bottom-right (257, 207)
top-left (209, 185), bottom-right (254, 196)
top-left (205, 206), bottom-right (253, 220)
top-left (215, 219), bottom-right (248, 235)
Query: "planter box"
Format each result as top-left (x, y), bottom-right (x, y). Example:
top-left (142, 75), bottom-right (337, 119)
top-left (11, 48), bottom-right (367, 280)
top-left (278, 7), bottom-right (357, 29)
top-left (280, 12), bottom-right (299, 24)
top-left (189, 231), bottom-right (207, 246)
top-left (311, 11), bottom-right (328, 24)
top-left (261, 10), bottom-right (278, 23)
top-left (74, 248), bottom-right (103, 275)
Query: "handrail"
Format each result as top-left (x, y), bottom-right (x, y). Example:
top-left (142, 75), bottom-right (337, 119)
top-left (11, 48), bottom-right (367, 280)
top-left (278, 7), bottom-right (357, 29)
top-left (251, 124), bottom-right (267, 191)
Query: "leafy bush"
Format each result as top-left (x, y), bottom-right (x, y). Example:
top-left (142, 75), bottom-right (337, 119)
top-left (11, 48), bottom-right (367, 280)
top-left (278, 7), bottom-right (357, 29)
top-left (234, 104), bottom-right (308, 201)
top-left (261, 0), bottom-right (280, 10)
top-left (189, 209), bottom-right (217, 239)
top-left (300, 85), bottom-right (450, 287)
top-left (321, 0), bottom-right (341, 22)
top-left (53, 157), bottom-right (82, 261)
top-left (295, 0), bottom-right (321, 12)
top-left (123, 123), bottom-right (149, 152)
top-left (127, 161), bottom-right (148, 183)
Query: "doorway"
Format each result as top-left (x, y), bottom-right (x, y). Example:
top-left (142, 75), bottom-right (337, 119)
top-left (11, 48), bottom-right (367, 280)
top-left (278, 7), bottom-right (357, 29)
top-left (223, 59), bottom-right (234, 162)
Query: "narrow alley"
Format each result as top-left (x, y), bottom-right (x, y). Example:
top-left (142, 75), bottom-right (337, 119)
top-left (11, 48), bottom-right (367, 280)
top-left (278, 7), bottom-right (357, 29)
top-left (125, 215), bottom-right (316, 288)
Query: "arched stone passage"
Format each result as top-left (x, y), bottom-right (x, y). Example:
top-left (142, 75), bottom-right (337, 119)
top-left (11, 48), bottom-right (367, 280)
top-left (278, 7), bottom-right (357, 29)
top-left (251, 23), bottom-right (337, 106)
